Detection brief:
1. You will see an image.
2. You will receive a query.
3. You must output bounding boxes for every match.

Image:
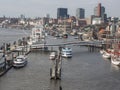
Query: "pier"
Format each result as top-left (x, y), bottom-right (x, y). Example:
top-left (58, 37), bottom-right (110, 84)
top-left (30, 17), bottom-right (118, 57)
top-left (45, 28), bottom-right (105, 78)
top-left (0, 31), bottom-right (120, 90)
top-left (0, 35), bottom-right (106, 77)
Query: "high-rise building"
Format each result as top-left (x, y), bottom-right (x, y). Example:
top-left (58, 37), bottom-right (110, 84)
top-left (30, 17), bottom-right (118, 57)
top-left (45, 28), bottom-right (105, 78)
top-left (94, 7), bottom-right (98, 16)
top-left (94, 3), bottom-right (107, 23)
top-left (94, 3), bottom-right (105, 17)
top-left (76, 8), bottom-right (85, 19)
top-left (57, 8), bottom-right (68, 19)
top-left (46, 14), bottom-right (50, 18)
top-left (97, 3), bottom-right (101, 17)
top-left (101, 7), bottom-right (105, 18)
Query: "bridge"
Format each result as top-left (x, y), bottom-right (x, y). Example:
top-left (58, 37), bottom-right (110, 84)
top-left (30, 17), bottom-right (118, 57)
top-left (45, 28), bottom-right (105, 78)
top-left (45, 40), bottom-right (104, 46)
top-left (26, 40), bottom-right (106, 53)
top-left (6, 39), bottom-right (107, 53)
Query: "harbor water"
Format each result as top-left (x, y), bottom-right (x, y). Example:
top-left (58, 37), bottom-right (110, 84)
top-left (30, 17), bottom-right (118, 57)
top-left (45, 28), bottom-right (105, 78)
top-left (0, 28), bottom-right (120, 90)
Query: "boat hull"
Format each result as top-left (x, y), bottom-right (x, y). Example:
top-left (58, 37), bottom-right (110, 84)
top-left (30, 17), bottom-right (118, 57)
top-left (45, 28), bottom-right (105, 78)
top-left (62, 54), bottom-right (72, 58)
top-left (111, 56), bottom-right (120, 66)
top-left (13, 55), bottom-right (28, 68)
top-left (13, 61), bottom-right (27, 68)
top-left (102, 53), bottom-right (111, 59)
top-left (61, 47), bottom-right (72, 58)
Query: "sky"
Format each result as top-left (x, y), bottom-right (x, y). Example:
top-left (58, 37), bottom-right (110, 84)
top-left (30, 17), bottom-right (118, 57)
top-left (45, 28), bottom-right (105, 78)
top-left (0, 0), bottom-right (119, 18)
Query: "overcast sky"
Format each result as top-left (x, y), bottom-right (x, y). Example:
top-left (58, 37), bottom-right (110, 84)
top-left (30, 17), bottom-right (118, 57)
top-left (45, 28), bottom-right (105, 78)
top-left (0, 0), bottom-right (119, 18)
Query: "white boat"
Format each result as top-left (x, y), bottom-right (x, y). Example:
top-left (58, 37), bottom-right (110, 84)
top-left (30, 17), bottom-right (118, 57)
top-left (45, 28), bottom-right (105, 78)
top-left (102, 51), bottom-right (111, 59)
top-left (100, 49), bottom-right (106, 54)
top-left (13, 55), bottom-right (27, 68)
top-left (111, 55), bottom-right (120, 66)
top-left (15, 46), bottom-right (23, 51)
top-left (49, 52), bottom-right (57, 60)
top-left (27, 25), bottom-right (47, 50)
top-left (61, 47), bottom-right (72, 58)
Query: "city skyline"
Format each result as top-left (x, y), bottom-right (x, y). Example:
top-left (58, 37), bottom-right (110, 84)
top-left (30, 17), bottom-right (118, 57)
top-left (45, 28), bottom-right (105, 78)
top-left (0, 0), bottom-right (119, 18)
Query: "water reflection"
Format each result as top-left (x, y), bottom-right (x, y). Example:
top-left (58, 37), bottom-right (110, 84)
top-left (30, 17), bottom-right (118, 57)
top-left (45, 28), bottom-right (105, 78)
top-left (49, 80), bottom-right (62, 90)
top-left (110, 63), bottom-right (120, 71)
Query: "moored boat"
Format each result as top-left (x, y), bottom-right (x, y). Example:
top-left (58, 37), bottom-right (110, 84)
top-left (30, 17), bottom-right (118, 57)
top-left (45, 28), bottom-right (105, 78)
top-left (100, 49), bottom-right (106, 54)
top-left (110, 40), bottom-right (120, 66)
top-left (13, 55), bottom-right (27, 68)
top-left (111, 55), bottom-right (120, 66)
top-left (61, 47), bottom-right (72, 58)
top-left (102, 51), bottom-right (111, 59)
top-left (27, 25), bottom-right (46, 45)
top-left (27, 25), bottom-right (48, 51)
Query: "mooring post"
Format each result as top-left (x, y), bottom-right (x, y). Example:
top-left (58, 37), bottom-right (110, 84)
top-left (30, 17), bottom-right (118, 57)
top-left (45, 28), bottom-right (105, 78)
top-left (59, 86), bottom-right (62, 90)
top-left (51, 47), bottom-right (53, 51)
top-left (3, 43), bottom-right (6, 70)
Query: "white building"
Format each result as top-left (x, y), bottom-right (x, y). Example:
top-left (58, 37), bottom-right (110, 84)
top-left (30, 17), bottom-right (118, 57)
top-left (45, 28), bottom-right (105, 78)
top-left (92, 17), bottom-right (102, 25)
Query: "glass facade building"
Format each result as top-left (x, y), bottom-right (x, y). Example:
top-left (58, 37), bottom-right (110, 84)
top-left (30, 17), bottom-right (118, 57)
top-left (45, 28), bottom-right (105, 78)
top-left (57, 8), bottom-right (68, 19)
top-left (76, 8), bottom-right (85, 19)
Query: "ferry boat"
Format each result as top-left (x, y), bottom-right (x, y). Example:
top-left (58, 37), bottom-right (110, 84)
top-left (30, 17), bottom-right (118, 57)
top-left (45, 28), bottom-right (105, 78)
top-left (61, 47), bottom-right (72, 58)
top-left (27, 25), bottom-right (48, 50)
top-left (13, 55), bottom-right (27, 68)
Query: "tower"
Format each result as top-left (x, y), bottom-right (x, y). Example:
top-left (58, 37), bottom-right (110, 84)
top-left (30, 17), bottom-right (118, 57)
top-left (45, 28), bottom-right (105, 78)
top-left (57, 8), bottom-right (68, 19)
top-left (98, 3), bottom-right (101, 17)
top-left (94, 3), bottom-right (105, 17)
top-left (76, 8), bottom-right (85, 19)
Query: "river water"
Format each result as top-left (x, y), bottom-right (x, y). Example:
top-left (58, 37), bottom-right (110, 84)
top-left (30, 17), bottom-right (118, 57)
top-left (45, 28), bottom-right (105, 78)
top-left (0, 28), bottom-right (120, 90)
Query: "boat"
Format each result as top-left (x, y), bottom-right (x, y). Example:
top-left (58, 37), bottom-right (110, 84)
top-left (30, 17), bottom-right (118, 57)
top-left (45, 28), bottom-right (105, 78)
top-left (110, 39), bottom-right (120, 66)
top-left (13, 55), bottom-right (27, 68)
top-left (61, 47), bottom-right (72, 58)
top-left (49, 52), bottom-right (57, 60)
top-left (28, 25), bottom-right (45, 45)
top-left (110, 48), bottom-right (120, 66)
top-left (27, 25), bottom-right (48, 50)
top-left (111, 54), bottom-right (120, 66)
top-left (100, 49), bottom-right (106, 54)
top-left (102, 51), bottom-right (111, 59)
